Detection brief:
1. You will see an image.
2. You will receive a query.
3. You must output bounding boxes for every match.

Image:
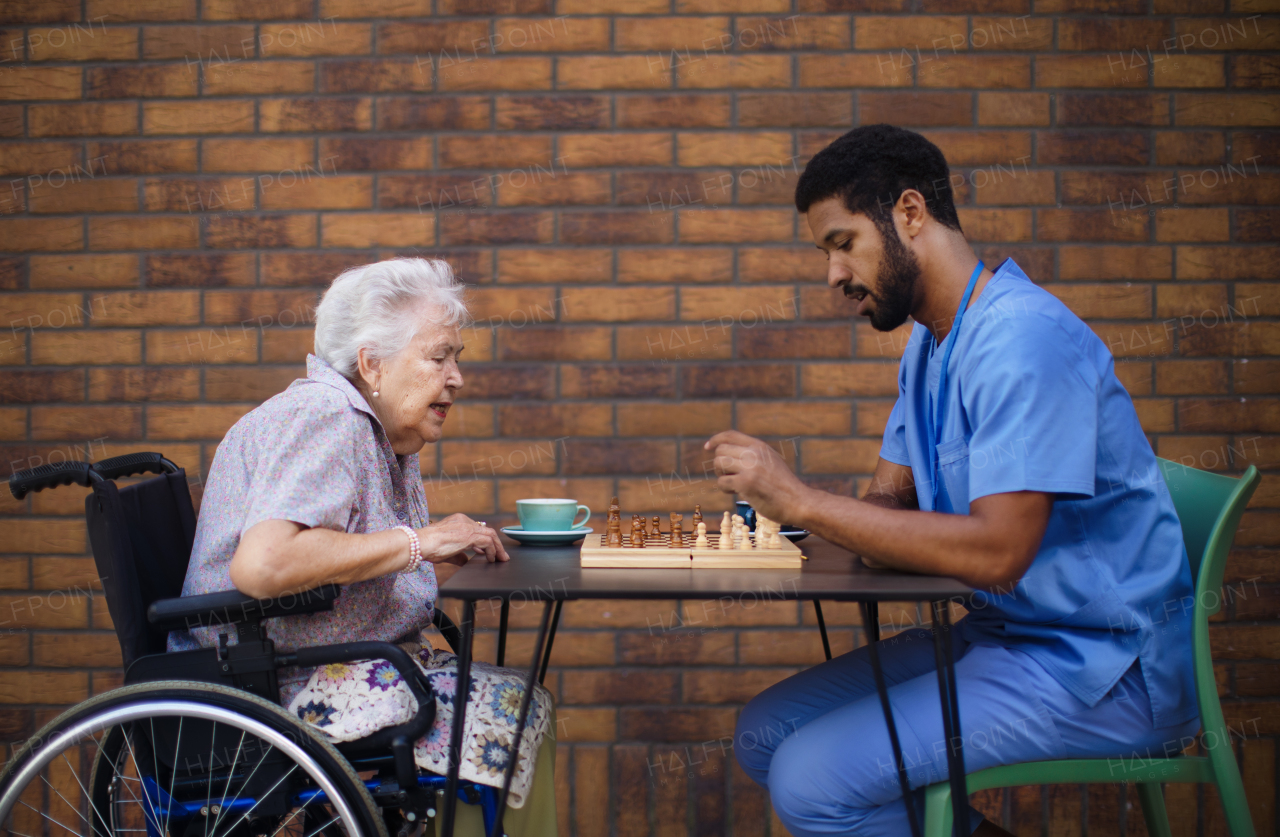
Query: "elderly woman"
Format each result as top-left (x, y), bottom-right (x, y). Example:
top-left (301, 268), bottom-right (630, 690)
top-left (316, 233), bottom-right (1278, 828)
top-left (167, 257), bottom-right (555, 834)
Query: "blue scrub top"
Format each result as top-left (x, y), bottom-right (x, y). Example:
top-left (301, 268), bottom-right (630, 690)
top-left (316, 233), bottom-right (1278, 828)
top-left (880, 258), bottom-right (1197, 729)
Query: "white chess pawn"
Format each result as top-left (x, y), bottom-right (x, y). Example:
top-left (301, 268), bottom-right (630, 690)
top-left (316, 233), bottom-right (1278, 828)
top-left (694, 521), bottom-right (708, 548)
top-left (768, 528), bottom-right (783, 549)
top-left (734, 523), bottom-right (747, 549)
top-left (719, 512), bottom-right (732, 549)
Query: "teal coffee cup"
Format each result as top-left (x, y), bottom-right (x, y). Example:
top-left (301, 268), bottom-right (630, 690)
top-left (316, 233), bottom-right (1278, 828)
top-left (516, 498), bottom-right (590, 531)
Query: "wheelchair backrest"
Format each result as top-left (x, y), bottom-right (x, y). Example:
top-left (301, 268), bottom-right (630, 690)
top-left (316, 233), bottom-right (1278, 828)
top-left (87, 470), bottom-right (197, 668)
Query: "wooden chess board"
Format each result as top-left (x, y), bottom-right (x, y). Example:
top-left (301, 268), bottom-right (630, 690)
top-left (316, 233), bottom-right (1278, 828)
top-left (580, 532), bottom-right (804, 569)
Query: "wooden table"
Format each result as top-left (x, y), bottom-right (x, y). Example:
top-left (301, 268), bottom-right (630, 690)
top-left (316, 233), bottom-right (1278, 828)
top-left (437, 535), bottom-right (974, 837)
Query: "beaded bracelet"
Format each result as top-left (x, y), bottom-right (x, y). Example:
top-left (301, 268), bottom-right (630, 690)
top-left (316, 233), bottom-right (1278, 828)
top-left (396, 525), bottom-right (422, 573)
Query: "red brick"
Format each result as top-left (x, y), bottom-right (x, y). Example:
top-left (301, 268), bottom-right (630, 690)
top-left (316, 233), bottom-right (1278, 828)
top-left (859, 91), bottom-right (974, 127)
top-left (497, 249), bottom-right (611, 284)
top-left (142, 100), bottom-right (254, 135)
top-left (616, 248), bottom-right (731, 284)
top-left (202, 60), bottom-right (315, 96)
top-left (318, 59), bottom-right (430, 94)
top-left (30, 330), bottom-right (140, 365)
top-left (563, 290), bottom-right (675, 326)
top-left (320, 213), bottom-right (433, 248)
top-left (677, 55), bottom-right (791, 89)
top-left (496, 327), bottom-right (611, 361)
top-left (259, 97), bottom-right (372, 133)
top-left (30, 255), bottom-right (137, 291)
top-left (558, 56), bottom-right (669, 90)
top-left (616, 324), bottom-right (732, 362)
top-left (614, 16), bottom-right (728, 51)
top-left (560, 210), bottom-right (673, 245)
top-left (200, 138), bottom-right (313, 173)
top-left (439, 56), bottom-right (551, 91)
top-left (440, 212), bottom-right (554, 246)
top-left (560, 132), bottom-right (673, 167)
top-left (1037, 130), bottom-right (1149, 166)
top-left (257, 22), bottom-right (371, 57)
top-left (438, 135), bottom-right (553, 169)
top-left (616, 94), bottom-right (731, 128)
top-left (32, 406), bottom-right (141, 440)
top-left (617, 401), bottom-right (730, 436)
top-left (28, 102), bottom-right (138, 137)
top-left (677, 131), bottom-right (792, 167)
top-left (88, 367), bottom-right (199, 401)
top-left (561, 365), bottom-right (675, 399)
top-left (375, 95), bottom-right (491, 131)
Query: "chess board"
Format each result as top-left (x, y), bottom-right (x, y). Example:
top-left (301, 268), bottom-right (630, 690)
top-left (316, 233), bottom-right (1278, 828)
top-left (580, 532), bottom-right (804, 569)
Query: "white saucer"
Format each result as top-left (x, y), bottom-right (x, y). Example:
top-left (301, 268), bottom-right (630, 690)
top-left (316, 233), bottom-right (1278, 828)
top-left (500, 526), bottom-right (593, 546)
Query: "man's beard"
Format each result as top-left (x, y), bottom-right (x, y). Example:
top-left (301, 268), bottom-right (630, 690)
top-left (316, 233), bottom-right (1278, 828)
top-left (864, 218), bottom-right (921, 332)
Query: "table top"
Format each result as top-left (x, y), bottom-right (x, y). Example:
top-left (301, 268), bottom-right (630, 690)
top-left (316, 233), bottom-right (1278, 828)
top-left (439, 535), bottom-right (972, 602)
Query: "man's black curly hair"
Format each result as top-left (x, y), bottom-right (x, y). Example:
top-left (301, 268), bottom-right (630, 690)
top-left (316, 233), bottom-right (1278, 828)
top-left (794, 124), bottom-right (963, 233)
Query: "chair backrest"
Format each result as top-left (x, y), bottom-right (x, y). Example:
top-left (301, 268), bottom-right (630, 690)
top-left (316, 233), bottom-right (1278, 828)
top-left (1157, 457), bottom-right (1260, 603)
top-left (86, 470), bottom-right (197, 668)
top-left (1156, 457), bottom-right (1260, 733)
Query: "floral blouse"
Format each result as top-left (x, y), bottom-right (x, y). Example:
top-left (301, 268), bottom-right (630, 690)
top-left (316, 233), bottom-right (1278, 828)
top-left (168, 354), bottom-right (439, 704)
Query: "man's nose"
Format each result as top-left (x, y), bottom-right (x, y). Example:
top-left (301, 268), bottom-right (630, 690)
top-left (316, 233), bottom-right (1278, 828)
top-left (827, 262), bottom-right (851, 289)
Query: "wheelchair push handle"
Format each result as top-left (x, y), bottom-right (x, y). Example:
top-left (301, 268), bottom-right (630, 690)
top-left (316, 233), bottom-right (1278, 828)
top-left (8, 452), bottom-right (180, 500)
top-left (9, 460), bottom-right (100, 500)
top-left (93, 452), bottom-right (180, 481)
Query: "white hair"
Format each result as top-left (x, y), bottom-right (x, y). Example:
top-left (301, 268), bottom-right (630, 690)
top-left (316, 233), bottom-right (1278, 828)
top-left (313, 257), bottom-right (471, 378)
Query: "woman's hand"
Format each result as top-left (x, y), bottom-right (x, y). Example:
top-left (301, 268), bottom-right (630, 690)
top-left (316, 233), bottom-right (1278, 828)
top-left (418, 514), bottom-right (510, 566)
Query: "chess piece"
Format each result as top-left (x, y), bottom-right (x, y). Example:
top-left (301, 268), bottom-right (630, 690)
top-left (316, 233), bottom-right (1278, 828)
top-left (670, 513), bottom-right (683, 545)
top-left (633, 515), bottom-right (646, 547)
top-left (694, 522), bottom-right (709, 548)
top-left (693, 505), bottom-right (703, 529)
top-left (626, 515), bottom-right (639, 548)
top-left (768, 528), bottom-right (783, 549)
top-left (606, 505), bottom-right (623, 548)
top-left (719, 512), bottom-right (732, 549)
top-left (650, 516), bottom-right (662, 540)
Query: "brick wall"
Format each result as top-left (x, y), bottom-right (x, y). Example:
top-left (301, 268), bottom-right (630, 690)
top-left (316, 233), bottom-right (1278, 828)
top-left (0, 0), bottom-right (1277, 834)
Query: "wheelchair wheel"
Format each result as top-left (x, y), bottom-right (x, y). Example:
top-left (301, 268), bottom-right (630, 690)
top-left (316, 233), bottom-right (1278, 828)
top-left (0, 681), bottom-right (387, 837)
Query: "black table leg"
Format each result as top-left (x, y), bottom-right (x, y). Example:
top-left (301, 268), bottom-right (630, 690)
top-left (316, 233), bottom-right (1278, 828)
top-left (489, 601), bottom-right (556, 837)
top-left (860, 601), bottom-right (921, 837)
top-left (440, 599), bottom-right (475, 837)
top-left (813, 600), bottom-right (832, 661)
top-left (537, 599), bottom-right (562, 685)
top-left (496, 598), bottom-right (510, 667)
top-left (930, 600), bottom-right (969, 837)
top-left (866, 601), bottom-right (880, 643)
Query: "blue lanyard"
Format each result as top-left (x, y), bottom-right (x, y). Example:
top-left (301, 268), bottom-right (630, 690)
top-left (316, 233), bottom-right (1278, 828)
top-left (929, 260), bottom-right (984, 510)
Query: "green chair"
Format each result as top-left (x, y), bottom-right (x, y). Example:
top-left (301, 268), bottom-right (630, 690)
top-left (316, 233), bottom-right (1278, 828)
top-left (923, 458), bottom-right (1262, 837)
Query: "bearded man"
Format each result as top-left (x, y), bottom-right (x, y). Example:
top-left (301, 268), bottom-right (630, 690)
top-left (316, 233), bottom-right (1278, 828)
top-left (706, 125), bottom-right (1197, 837)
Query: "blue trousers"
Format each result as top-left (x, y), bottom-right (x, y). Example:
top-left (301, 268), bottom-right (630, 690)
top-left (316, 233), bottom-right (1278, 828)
top-left (735, 624), bottom-right (1199, 836)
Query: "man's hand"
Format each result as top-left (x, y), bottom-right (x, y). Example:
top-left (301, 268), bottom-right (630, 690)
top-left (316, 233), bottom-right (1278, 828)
top-left (704, 430), bottom-right (811, 523)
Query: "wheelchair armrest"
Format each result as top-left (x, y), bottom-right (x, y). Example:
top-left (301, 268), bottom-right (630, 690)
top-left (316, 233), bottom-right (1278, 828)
top-left (284, 641), bottom-right (437, 743)
top-left (147, 584), bottom-right (341, 632)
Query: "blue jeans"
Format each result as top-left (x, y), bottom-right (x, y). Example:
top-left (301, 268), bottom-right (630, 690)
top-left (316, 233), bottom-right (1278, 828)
top-left (735, 625), bottom-right (1199, 836)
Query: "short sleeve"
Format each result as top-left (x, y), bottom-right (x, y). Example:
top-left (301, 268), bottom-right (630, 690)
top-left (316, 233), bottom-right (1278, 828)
top-left (879, 396), bottom-right (911, 466)
top-left (240, 399), bottom-right (361, 534)
top-left (962, 316), bottom-right (1098, 502)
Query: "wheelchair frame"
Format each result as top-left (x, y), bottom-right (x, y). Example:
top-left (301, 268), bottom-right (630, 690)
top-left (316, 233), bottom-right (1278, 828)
top-left (0, 453), bottom-right (504, 837)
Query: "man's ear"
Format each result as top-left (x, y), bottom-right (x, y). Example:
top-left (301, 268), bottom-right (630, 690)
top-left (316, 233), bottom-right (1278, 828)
top-left (355, 347), bottom-right (381, 391)
top-left (896, 189), bottom-right (929, 239)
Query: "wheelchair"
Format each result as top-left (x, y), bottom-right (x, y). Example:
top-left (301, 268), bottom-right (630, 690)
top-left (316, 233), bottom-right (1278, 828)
top-left (0, 452), bottom-right (505, 837)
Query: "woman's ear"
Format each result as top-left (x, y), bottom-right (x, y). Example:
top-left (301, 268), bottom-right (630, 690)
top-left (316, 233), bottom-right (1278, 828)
top-left (355, 347), bottom-right (381, 392)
